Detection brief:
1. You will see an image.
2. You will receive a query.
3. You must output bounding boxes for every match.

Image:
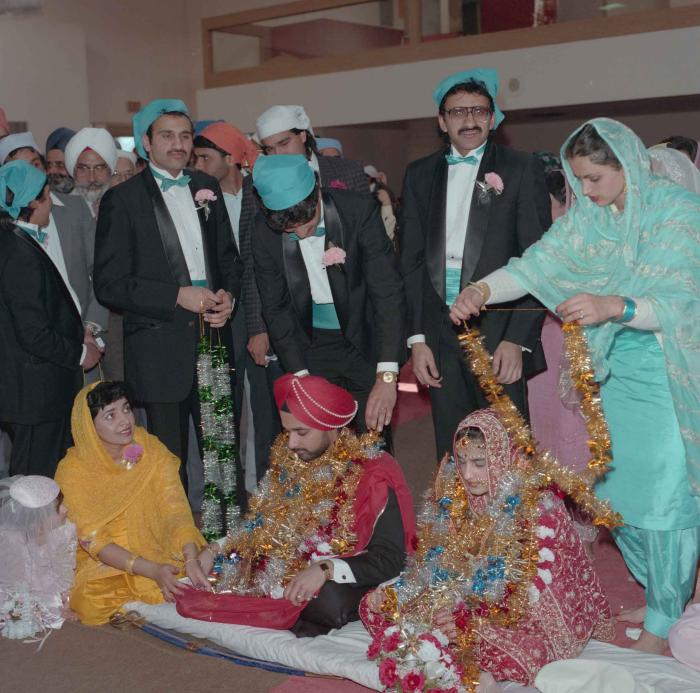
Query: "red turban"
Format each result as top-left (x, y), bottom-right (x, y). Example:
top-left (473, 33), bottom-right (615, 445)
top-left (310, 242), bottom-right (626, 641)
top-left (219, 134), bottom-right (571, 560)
top-left (274, 374), bottom-right (357, 430)
top-left (199, 122), bottom-right (259, 169)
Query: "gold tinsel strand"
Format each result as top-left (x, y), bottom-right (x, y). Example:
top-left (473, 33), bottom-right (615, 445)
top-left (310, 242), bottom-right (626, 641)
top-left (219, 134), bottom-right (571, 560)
top-left (457, 321), bottom-right (622, 529)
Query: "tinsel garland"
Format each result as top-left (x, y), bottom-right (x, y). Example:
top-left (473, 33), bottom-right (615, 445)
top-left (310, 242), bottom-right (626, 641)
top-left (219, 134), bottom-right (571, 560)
top-left (197, 332), bottom-right (239, 541)
top-left (371, 321), bottom-right (622, 692)
top-left (213, 429), bottom-right (382, 597)
top-left (457, 321), bottom-right (620, 527)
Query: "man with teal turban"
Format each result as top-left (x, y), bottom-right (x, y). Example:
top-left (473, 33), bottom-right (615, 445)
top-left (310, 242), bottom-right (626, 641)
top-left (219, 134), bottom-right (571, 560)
top-left (399, 67), bottom-right (551, 457)
top-left (93, 99), bottom-right (244, 504)
top-left (251, 154), bottom-right (405, 438)
top-left (0, 161), bottom-right (101, 478)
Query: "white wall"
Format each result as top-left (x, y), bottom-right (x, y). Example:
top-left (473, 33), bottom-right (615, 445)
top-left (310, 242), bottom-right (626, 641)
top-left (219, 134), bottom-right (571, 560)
top-left (196, 25), bottom-right (700, 131)
top-left (0, 16), bottom-right (90, 145)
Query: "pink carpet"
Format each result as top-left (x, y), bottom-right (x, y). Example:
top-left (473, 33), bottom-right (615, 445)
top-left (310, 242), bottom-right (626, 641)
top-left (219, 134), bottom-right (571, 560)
top-left (392, 363), bottom-right (431, 427)
top-left (270, 531), bottom-right (648, 692)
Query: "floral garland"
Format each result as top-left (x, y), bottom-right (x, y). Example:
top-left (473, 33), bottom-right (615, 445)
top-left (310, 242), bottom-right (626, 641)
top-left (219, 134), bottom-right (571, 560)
top-left (368, 322), bottom-right (621, 692)
top-left (197, 332), bottom-right (239, 541)
top-left (213, 429), bottom-right (381, 597)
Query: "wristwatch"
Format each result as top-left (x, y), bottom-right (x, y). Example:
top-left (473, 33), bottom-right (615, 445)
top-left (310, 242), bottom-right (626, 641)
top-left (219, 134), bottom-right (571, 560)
top-left (377, 371), bottom-right (398, 384)
top-left (318, 561), bottom-right (332, 581)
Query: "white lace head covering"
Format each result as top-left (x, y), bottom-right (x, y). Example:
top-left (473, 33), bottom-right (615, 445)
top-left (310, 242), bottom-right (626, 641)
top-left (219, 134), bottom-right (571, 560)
top-left (648, 145), bottom-right (700, 195)
top-left (0, 476), bottom-right (76, 641)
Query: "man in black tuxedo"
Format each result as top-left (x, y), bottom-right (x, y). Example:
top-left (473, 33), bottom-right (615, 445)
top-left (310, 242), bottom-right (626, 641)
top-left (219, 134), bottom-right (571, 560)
top-left (0, 162), bottom-right (101, 477)
top-left (93, 99), bottom-right (242, 494)
top-left (400, 69), bottom-right (551, 458)
top-left (251, 154), bottom-right (404, 435)
top-left (242, 105), bottom-right (369, 370)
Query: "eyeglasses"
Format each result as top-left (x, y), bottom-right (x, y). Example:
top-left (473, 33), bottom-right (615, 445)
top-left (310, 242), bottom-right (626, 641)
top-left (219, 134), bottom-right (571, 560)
top-left (75, 163), bottom-right (110, 175)
top-left (442, 106), bottom-right (492, 122)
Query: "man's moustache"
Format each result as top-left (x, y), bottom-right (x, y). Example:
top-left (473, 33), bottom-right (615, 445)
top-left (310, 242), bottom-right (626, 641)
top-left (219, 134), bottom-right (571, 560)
top-left (458, 127), bottom-right (481, 135)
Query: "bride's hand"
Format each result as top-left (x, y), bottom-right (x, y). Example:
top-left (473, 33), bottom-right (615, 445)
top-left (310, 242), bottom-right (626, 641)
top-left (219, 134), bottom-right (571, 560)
top-left (366, 588), bottom-right (387, 613)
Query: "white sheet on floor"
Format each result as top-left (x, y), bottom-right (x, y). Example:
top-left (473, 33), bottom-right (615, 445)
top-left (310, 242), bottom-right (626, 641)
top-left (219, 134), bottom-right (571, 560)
top-left (124, 601), bottom-right (700, 692)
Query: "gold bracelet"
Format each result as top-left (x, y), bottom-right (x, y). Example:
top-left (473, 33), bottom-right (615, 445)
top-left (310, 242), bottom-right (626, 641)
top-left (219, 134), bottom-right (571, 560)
top-left (125, 554), bottom-right (138, 576)
top-left (184, 557), bottom-right (200, 568)
top-left (469, 281), bottom-right (491, 303)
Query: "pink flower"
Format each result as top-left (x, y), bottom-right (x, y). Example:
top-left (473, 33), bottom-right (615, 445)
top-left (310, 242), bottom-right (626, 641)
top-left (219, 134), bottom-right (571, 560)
top-left (382, 630), bottom-right (402, 652)
top-left (401, 670), bottom-right (426, 692)
top-left (484, 172), bottom-right (504, 193)
top-left (122, 443), bottom-right (143, 463)
top-left (367, 637), bottom-right (381, 659)
top-left (195, 188), bottom-right (218, 203)
top-left (329, 179), bottom-right (347, 190)
top-left (322, 246), bottom-right (346, 268)
top-left (378, 658), bottom-right (399, 687)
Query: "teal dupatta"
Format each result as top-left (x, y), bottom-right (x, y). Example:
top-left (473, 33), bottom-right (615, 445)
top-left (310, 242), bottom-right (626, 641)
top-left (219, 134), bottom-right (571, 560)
top-left (505, 118), bottom-right (700, 495)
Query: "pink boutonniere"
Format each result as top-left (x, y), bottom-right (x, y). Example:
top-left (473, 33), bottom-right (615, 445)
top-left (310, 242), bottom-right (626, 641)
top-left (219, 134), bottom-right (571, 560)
top-left (322, 244), bottom-right (346, 270)
top-left (194, 188), bottom-right (218, 221)
top-left (476, 172), bottom-right (504, 204)
top-left (329, 179), bottom-right (347, 190)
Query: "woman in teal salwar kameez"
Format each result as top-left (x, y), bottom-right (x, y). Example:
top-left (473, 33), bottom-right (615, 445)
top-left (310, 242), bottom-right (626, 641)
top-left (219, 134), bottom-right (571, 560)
top-left (449, 118), bottom-right (700, 654)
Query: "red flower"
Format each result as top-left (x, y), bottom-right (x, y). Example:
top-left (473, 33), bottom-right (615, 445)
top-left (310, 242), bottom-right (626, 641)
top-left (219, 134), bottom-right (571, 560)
top-left (383, 631), bottom-right (402, 652)
top-left (367, 637), bottom-right (381, 659)
top-left (378, 658), bottom-right (399, 687)
top-left (401, 670), bottom-right (426, 692)
top-left (329, 179), bottom-right (348, 190)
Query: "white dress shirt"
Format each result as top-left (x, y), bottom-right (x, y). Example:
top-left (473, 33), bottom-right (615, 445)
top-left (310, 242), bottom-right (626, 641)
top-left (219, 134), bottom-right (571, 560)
top-left (223, 190), bottom-right (243, 248)
top-left (150, 163), bottom-right (207, 283)
top-left (408, 144), bottom-right (484, 347)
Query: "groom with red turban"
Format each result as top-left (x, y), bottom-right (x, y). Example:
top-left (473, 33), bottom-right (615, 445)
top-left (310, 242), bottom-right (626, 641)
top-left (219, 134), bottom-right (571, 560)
top-left (188, 374), bottom-right (416, 637)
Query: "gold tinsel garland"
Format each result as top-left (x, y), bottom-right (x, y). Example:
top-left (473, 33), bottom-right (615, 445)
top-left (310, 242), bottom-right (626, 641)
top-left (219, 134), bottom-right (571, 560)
top-left (457, 320), bottom-right (622, 529)
top-left (220, 429), bottom-right (380, 592)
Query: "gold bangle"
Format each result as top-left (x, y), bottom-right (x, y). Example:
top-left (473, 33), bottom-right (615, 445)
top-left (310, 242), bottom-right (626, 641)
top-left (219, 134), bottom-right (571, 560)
top-left (469, 281), bottom-right (491, 303)
top-left (125, 554), bottom-right (138, 576)
top-left (184, 558), bottom-right (200, 568)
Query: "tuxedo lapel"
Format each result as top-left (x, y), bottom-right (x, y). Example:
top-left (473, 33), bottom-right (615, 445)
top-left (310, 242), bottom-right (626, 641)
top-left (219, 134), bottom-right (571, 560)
top-left (143, 168), bottom-right (191, 286)
top-left (281, 233), bottom-right (312, 337)
top-left (187, 172), bottom-right (214, 286)
top-left (321, 191), bottom-right (349, 330)
top-left (460, 142), bottom-right (496, 286)
top-left (426, 154), bottom-right (448, 300)
top-left (11, 226), bottom-right (80, 320)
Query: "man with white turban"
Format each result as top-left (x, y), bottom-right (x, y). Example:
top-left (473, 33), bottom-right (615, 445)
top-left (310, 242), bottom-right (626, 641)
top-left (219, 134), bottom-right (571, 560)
top-left (0, 132), bottom-right (44, 169)
top-left (241, 105), bottom-right (368, 373)
top-left (65, 127), bottom-right (118, 217)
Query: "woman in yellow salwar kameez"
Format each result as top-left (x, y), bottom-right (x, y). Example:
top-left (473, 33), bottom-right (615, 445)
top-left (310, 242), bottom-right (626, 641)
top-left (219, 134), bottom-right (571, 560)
top-left (56, 381), bottom-right (211, 625)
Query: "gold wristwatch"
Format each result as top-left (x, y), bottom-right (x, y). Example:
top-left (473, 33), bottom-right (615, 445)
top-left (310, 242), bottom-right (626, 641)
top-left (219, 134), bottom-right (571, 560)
top-left (377, 371), bottom-right (398, 384)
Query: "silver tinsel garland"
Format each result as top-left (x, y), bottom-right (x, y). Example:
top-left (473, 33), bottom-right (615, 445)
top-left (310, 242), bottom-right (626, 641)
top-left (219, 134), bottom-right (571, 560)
top-left (197, 337), bottom-right (240, 540)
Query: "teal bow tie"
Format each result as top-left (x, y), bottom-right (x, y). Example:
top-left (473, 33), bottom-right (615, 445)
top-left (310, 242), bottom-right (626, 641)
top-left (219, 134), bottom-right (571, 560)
top-left (445, 153), bottom-right (479, 166)
top-left (151, 167), bottom-right (191, 192)
top-left (22, 226), bottom-right (48, 245)
top-left (289, 225), bottom-right (325, 242)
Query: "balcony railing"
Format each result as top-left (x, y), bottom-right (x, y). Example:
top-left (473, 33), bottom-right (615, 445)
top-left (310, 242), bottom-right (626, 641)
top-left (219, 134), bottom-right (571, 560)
top-left (201, 1), bottom-right (700, 89)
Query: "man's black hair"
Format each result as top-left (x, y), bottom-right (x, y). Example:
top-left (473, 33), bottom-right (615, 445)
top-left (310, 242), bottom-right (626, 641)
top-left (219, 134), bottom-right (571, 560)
top-left (659, 135), bottom-right (698, 162)
top-left (193, 135), bottom-right (229, 157)
top-left (87, 381), bottom-right (134, 419)
top-left (438, 80), bottom-right (495, 114)
top-left (256, 177), bottom-right (320, 232)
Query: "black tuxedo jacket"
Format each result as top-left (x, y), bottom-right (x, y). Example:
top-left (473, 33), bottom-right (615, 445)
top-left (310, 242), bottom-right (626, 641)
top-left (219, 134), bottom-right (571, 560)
top-left (241, 156), bottom-right (369, 338)
top-left (252, 189), bottom-right (405, 374)
top-left (93, 168), bottom-right (242, 402)
top-left (400, 141), bottom-right (551, 374)
top-left (0, 224), bottom-right (83, 423)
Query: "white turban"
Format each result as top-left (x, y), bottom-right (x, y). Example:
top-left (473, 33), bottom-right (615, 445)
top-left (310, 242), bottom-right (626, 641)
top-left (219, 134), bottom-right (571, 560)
top-left (254, 105), bottom-right (314, 143)
top-left (65, 127), bottom-right (118, 176)
top-left (117, 150), bottom-right (137, 165)
top-left (0, 132), bottom-right (40, 165)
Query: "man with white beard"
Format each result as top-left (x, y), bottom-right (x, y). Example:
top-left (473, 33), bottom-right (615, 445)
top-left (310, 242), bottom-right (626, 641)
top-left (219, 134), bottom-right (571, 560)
top-left (65, 127), bottom-right (118, 218)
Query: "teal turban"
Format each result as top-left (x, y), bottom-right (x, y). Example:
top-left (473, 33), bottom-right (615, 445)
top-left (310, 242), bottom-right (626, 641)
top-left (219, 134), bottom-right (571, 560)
top-left (133, 99), bottom-right (190, 159)
top-left (0, 160), bottom-right (47, 219)
top-left (253, 154), bottom-right (315, 211)
top-left (432, 68), bottom-right (505, 129)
